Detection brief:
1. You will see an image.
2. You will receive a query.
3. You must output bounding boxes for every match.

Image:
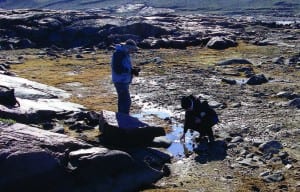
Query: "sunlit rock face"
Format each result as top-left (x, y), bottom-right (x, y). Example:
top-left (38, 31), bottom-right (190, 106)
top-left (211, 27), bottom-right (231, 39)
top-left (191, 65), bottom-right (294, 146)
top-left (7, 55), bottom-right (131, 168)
top-left (0, 1), bottom-right (299, 50)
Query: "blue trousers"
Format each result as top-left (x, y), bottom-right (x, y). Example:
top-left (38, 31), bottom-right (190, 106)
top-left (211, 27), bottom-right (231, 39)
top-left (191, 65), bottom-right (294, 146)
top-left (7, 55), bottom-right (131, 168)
top-left (114, 83), bottom-right (131, 114)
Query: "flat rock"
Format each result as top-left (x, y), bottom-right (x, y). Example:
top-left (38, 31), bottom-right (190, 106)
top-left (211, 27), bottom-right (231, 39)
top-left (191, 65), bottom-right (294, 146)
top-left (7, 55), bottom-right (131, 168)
top-left (258, 140), bottom-right (283, 154)
top-left (68, 147), bottom-right (134, 176)
top-left (0, 74), bottom-right (85, 123)
top-left (288, 98), bottom-right (300, 108)
top-left (0, 74), bottom-right (71, 99)
top-left (217, 58), bottom-right (252, 66)
top-left (99, 110), bottom-right (166, 147)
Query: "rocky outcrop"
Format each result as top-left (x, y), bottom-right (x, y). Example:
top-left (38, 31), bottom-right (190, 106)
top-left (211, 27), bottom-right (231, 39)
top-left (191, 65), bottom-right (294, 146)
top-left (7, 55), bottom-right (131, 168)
top-left (0, 74), bottom-right (85, 124)
top-left (0, 123), bottom-right (170, 191)
top-left (2, 9), bottom-right (297, 50)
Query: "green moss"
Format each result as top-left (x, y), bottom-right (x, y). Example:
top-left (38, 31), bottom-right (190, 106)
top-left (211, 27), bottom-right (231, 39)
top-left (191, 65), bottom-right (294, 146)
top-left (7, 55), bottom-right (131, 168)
top-left (0, 118), bottom-right (16, 125)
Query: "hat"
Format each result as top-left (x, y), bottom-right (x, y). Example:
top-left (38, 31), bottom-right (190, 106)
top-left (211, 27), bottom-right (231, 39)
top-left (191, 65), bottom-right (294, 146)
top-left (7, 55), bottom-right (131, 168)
top-left (181, 96), bottom-right (192, 109)
top-left (122, 39), bottom-right (138, 51)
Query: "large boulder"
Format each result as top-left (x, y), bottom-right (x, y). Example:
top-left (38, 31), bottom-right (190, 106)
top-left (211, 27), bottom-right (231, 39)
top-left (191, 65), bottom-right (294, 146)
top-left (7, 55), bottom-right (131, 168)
top-left (0, 123), bottom-right (167, 191)
top-left (0, 123), bottom-right (91, 191)
top-left (99, 110), bottom-right (166, 147)
top-left (206, 36), bottom-right (237, 50)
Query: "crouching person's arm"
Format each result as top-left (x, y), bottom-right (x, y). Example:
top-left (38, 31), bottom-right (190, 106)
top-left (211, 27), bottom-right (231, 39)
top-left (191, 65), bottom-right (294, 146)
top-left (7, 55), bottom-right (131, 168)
top-left (181, 113), bottom-right (193, 142)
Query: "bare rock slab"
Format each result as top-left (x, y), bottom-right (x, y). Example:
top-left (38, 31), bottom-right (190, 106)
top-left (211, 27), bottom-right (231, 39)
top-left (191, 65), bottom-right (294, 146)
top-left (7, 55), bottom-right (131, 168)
top-left (0, 123), bottom-right (90, 190)
top-left (0, 123), bottom-right (135, 191)
top-left (99, 110), bottom-right (166, 147)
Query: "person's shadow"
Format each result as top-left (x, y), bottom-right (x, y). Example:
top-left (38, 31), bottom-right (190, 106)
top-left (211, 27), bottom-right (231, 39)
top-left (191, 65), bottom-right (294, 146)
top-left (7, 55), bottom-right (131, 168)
top-left (193, 140), bottom-right (227, 164)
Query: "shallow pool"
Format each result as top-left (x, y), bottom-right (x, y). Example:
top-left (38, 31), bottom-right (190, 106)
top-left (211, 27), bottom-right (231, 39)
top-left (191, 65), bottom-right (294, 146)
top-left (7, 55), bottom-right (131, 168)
top-left (133, 108), bottom-right (199, 158)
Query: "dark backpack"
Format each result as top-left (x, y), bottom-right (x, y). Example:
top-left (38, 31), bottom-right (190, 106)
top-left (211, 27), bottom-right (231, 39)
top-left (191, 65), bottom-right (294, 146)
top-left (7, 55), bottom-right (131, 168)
top-left (112, 51), bottom-right (128, 74)
top-left (0, 85), bottom-right (20, 107)
top-left (201, 100), bottom-right (219, 125)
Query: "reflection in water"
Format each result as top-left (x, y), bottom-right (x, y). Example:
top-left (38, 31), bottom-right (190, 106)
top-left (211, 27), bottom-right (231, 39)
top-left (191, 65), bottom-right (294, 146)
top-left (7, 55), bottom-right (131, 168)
top-left (133, 108), bottom-right (199, 158)
top-left (167, 123), bottom-right (198, 158)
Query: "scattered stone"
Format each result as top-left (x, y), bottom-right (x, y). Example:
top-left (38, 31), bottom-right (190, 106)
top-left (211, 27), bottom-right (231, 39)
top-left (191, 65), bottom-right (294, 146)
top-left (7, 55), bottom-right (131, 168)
top-left (252, 139), bottom-right (265, 147)
top-left (260, 170), bottom-right (271, 177)
top-left (263, 171), bottom-right (284, 183)
top-left (254, 39), bottom-right (278, 46)
top-left (276, 91), bottom-right (299, 100)
top-left (272, 56), bottom-right (286, 65)
top-left (246, 74), bottom-right (268, 85)
top-left (278, 151), bottom-right (289, 159)
top-left (231, 102), bottom-right (242, 108)
top-left (217, 58), bottom-right (252, 66)
top-left (227, 143), bottom-right (237, 149)
top-left (231, 136), bottom-right (243, 143)
top-left (258, 140), bottom-right (283, 154)
top-left (75, 54), bottom-right (84, 59)
top-left (208, 100), bottom-right (223, 108)
top-left (288, 98), bottom-right (300, 109)
top-left (246, 153), bottom-right (254, 158)
top-left (206, 36), bottom-right (237, 50)
top-left (285, 164), bottom-right (293, 169)
top-left (221, 78), bottom-right (237, 85)
top-left (238, 158), bottom-right (259, 168)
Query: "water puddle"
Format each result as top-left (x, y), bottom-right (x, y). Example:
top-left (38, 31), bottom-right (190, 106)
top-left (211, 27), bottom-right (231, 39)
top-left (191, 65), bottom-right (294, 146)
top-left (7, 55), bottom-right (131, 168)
top-left (133, 107), bottom-right (199, 158)
top-left (166, 123), bottom-right (199, 158)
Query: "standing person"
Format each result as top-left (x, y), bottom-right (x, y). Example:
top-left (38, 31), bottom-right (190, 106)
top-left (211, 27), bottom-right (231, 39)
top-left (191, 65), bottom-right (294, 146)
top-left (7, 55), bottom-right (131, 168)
top-left (180, 95), bottom-right (219, 143)
top-left (111, 39), bottom-right (139, 114)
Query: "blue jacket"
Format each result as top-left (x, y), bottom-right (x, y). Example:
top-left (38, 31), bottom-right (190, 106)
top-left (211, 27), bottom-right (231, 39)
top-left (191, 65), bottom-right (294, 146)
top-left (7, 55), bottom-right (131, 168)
top-left (111, 44), bottom-right (132, 84)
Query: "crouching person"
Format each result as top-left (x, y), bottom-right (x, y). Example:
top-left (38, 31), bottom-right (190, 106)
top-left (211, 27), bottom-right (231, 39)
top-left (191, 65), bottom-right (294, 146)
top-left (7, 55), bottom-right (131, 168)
top-left (180, 95), bottom-right (219, 143)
